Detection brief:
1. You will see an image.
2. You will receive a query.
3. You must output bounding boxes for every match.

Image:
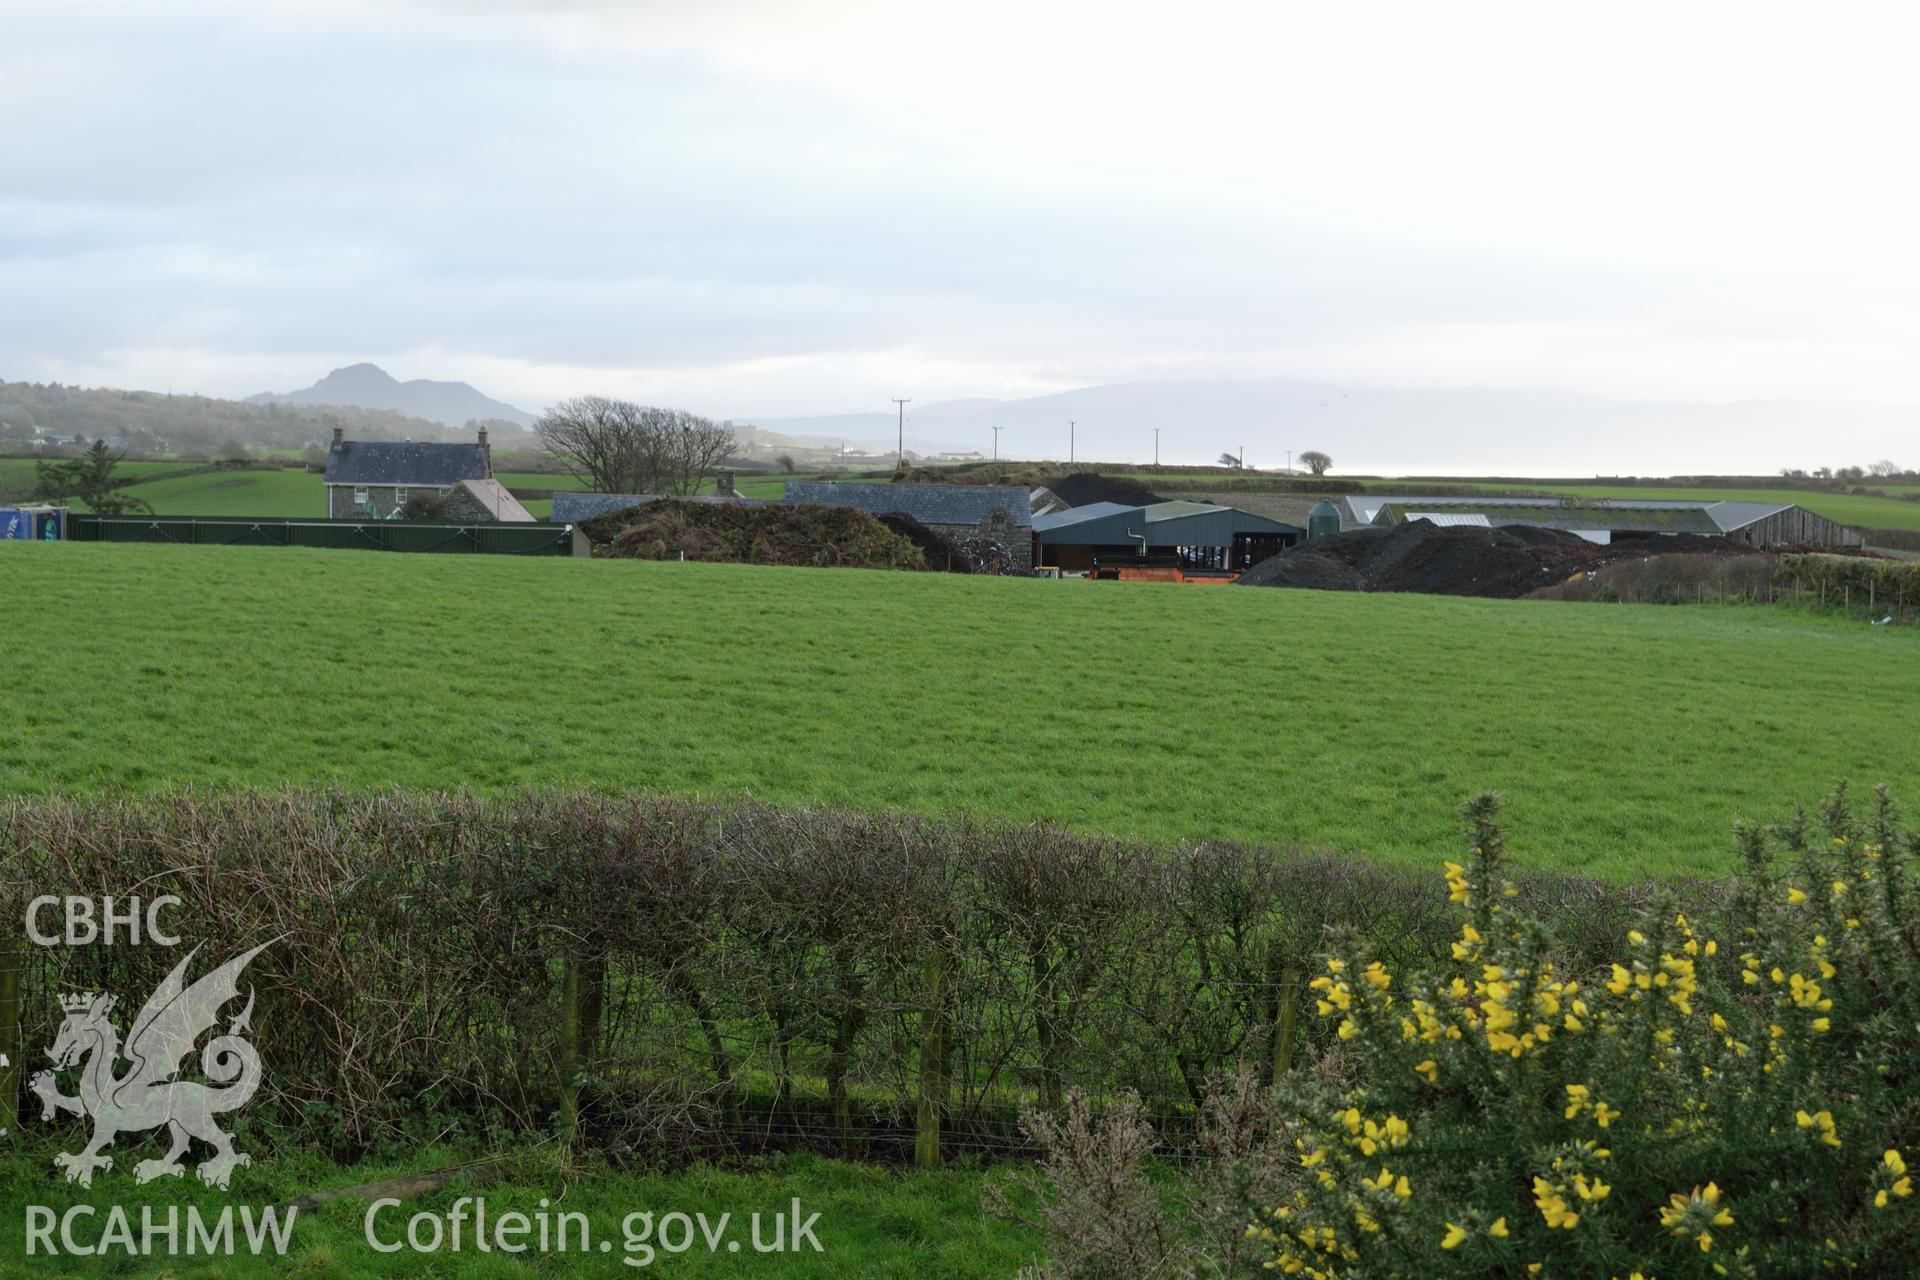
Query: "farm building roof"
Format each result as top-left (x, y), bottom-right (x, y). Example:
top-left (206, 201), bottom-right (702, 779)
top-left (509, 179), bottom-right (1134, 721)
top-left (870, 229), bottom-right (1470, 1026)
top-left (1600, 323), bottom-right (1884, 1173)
top-left (324, 440), bottom-right (491, 487)
top-left (1373, 501), bottom-right (1725, 535)
top-left (782, 482), bottom-right (1033, 529)
top-left (1034, 500), bottom-right (1302, 545)
top-left (549, 493), bottom-right (765, 523)
top-left (1347, 494), bottom-right (1800, 535)
top-left (452, 479), bottom-right (536, 523)
top-left (1031, 501), bottom-right (1136, 532)
top-left (1403, 511), bottom-right (1492, 528)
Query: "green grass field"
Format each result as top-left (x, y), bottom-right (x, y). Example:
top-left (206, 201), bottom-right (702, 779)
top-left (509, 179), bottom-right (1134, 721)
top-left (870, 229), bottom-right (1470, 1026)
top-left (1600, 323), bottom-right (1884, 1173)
top-left (0, 1150), bottom-right (1028, 1278)
top-left (4, 544), bottom-right (1916, 879)
top-left (73, 467), bottom-right (325, 516)
top-left (0, 458), bottom-right (203, 500)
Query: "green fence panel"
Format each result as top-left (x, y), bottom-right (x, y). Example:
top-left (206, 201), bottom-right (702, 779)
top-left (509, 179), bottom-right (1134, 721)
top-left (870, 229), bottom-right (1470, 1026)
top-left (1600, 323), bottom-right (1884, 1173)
top-left (69, 516), bottom-right (581, 556)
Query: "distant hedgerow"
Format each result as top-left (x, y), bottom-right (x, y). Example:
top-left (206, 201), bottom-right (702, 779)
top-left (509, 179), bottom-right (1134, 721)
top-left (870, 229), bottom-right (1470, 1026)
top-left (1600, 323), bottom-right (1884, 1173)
top-left (1253, 785), bottom-right (1919, 1277)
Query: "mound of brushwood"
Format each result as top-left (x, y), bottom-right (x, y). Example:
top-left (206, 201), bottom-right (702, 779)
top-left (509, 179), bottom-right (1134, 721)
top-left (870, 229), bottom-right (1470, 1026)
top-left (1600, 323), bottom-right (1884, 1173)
top-left (581, 499), bottom-right (928, 570)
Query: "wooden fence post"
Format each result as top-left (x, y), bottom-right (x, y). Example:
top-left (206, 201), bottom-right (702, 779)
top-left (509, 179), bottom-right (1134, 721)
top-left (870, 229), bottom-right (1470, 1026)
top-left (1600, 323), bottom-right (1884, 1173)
top-left (557, 955), bottom-right (582, 1146)
top-left (915, 946), bottom-right (952, 1170)
top-left (557, 944), bottom-right (608, 1149)
top-left (1272, 967), bottom-right (1302, 1087)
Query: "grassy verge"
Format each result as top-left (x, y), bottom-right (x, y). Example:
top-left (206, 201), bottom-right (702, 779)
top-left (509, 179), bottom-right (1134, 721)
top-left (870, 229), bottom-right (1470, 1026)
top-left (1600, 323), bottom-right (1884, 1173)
top-left (3, 545), bottom-right (1917, 877)
top-left (0, 1148), bottom-right (1029, 1278)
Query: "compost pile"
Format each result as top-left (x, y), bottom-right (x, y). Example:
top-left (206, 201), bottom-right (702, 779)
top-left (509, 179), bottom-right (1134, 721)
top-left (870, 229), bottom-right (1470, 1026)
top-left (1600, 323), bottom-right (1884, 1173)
top-left (579, 500), bottom-right (926, 570)
top-left (1238, 521), bottom-right (1609, 597)
top-left (1048, 471), bottom-right (1166, 508)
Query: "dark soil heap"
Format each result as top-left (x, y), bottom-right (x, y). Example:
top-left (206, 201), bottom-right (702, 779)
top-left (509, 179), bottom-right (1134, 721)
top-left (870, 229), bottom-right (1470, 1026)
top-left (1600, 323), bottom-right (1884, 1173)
top-left (1048, 472), bottom-right (1166, 508)
top-left (1239, 521), bottom-right (1606, 597)
top-left (579, 500), bottom-right (927, 570)
top-left (1239, 520), bottom-right (1764, 598)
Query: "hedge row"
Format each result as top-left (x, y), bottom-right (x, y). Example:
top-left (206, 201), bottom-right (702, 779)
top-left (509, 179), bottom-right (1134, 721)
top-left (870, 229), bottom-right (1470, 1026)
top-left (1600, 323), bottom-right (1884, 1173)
top-left (0, 791), bottom-right (1669, 1165)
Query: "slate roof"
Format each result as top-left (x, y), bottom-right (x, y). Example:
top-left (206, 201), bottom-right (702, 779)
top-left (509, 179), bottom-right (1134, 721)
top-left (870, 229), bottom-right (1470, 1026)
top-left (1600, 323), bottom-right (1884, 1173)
top-left (782, 482), bottom-right (1033, 529)
top-left (324, 440), bottom-right (490, 486)
top-left (549, 492), bottom-right (767, 523)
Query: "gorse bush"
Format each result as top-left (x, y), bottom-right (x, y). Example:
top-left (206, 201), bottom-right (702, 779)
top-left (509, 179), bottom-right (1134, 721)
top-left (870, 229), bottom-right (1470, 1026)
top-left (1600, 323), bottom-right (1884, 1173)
top-left (1254, 786), bottom-right (1920, 1278)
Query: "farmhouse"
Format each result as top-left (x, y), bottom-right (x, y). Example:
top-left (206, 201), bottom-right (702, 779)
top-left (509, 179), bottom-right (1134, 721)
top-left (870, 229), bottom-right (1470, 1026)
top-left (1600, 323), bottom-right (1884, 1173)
top-left (323, 425), bottom-right (493, 518)
top-left (1342, 495), bottom-right (1866, 548)
top-left (1033, 500), bottom-right (1302, 572)
top-left (782, 482), bottom-right (1035, 568)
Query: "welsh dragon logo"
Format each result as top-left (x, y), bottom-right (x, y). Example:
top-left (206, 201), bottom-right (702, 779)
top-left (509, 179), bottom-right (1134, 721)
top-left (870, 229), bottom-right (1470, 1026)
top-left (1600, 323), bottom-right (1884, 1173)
top-left (31, 942), bottom-right (273, 1190)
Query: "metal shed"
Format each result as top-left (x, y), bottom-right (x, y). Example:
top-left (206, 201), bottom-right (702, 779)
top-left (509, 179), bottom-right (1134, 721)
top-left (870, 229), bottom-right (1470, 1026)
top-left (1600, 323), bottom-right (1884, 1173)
top-left (1347, 494), bottom-right (1864, 548)
top-left (1034, 501), bottom-right (1302, 572)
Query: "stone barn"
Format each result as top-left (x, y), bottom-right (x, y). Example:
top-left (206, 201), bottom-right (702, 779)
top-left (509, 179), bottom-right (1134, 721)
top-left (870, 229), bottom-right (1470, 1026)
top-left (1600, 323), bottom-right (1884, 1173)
top-left (782, 482), bottom-right (1034, 568)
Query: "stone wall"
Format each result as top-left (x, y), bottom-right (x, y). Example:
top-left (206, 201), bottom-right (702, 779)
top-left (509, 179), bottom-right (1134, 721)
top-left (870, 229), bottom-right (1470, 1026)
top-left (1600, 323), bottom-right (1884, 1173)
top-left (328, 484), bottom-right (450, 519)
top-left (440, 484), bottom-right (504, 522)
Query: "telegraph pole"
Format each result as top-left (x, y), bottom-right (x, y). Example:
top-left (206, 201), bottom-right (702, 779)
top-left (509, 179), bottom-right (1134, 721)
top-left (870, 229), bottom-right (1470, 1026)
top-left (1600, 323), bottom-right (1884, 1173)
top-left (1286, 449), bottom-right (1293, 474)
top-left (1154, 427), bottom-right (1160, 466)
top-left (892, 398), bottom-right (911, 471)
top-left (992, 425), bottom-right (1002, 461)
top-left (1069, 420), bottom-right (1076, 464)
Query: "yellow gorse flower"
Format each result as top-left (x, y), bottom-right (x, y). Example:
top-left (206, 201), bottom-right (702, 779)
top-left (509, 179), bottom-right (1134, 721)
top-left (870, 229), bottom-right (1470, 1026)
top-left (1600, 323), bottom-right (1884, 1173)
top-left (1660, 1182), bottom-right (1734, 1253)
top-left (1532, 1176), bottom-right (1580, 1230)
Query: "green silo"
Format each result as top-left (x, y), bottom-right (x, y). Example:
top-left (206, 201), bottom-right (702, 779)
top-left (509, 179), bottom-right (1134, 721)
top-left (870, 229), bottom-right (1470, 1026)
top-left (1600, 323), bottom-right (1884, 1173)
top-left (1307, 501), bottom-right (1341, 540)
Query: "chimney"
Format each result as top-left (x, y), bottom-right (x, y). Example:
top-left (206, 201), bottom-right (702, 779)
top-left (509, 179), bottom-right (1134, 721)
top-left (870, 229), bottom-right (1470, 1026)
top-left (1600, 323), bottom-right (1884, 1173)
top-left (477, 424), bottom-right (492, 478)
top-left (331, 424), bottom-right (344, 447)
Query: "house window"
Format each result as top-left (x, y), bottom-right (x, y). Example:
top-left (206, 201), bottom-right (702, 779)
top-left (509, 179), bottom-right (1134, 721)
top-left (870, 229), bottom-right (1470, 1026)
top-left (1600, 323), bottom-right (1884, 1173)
top-left (353, 487), bottom-right (369, 506)
top-left (395, 487), bottom-right (410, 505)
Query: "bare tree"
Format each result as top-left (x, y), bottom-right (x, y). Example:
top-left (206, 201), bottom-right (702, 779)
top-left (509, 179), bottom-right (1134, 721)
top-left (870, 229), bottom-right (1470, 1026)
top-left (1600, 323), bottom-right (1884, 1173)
top-left (1299, 449), bottom-right (1332, 476)
top-left (536, 397), bottom-right (735, 496)
top-left (1869, 459), bottom-right (1903, 478)
top-left (776, 453), bottom-right (796, 474)
top-left (1217, 451), bottom-right (1242, 468)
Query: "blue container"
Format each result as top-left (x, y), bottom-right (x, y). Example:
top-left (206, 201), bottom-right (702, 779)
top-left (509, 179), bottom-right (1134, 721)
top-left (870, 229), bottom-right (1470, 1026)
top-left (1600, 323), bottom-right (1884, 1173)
top-left (1, 506), bottom-right (67, 541)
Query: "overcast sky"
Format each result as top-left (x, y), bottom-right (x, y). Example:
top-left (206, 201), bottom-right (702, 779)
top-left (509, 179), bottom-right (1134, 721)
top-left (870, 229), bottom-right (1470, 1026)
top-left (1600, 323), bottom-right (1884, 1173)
top-left (5, 0), bottom-right (1920, 468)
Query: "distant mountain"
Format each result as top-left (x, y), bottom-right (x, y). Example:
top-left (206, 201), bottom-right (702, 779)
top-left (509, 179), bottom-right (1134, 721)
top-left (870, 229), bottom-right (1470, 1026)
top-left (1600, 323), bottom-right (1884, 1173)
top-left (249, 363), bottom-right (536, 430)
top-left (755, 379), bottom-right (1920, 475)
